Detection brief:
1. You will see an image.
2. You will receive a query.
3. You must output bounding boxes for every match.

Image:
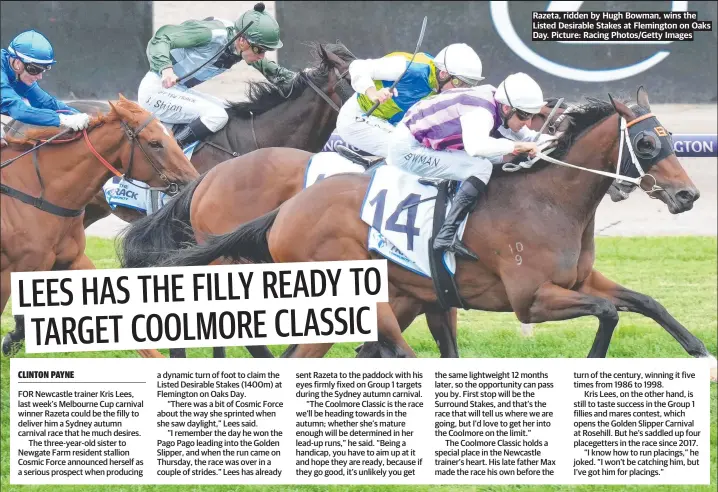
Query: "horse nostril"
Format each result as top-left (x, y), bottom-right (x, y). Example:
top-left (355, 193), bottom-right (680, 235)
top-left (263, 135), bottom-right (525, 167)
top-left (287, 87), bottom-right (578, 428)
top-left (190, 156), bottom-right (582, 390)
top-left (676, 189), bottom-right (698, 204)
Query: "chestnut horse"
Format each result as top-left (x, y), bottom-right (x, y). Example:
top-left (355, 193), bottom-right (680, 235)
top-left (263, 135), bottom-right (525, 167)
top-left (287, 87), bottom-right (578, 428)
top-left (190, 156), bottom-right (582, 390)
top-left (1, 96), bottom-right (199, 356)
top-left (155, 87), bottom-right (716, 380)
top-left (118, 99), bottom-right (570, 359)
top-left (76, 43), bottom-right (355, 229)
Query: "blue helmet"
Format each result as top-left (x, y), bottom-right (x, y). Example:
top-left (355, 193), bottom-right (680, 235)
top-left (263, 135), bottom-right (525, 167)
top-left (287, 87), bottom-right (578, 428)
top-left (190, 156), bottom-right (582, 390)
top-left (7, 30), bottom-right (56, 65)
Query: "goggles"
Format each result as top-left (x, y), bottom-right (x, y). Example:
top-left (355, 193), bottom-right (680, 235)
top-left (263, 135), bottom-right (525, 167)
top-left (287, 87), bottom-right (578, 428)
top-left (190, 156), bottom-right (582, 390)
top-left (513, 108), bottom-right (534, 121)
top-left (24, 62), bottom-right (51, 76)
top-left (249, 43), bottom-right (271, 55)
top-left (450, 74), bottom-right (482, 88)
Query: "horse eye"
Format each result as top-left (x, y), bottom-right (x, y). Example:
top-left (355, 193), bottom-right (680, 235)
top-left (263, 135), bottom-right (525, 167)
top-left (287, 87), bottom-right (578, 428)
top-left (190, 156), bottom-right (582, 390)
top-left (148, 140), bottom-right (163, 149)
top-left (637, 137), bottom-right (655, 152)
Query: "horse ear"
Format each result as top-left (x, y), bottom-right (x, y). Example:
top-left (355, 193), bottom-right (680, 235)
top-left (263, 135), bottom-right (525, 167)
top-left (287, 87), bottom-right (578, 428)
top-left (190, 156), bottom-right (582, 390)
top-left (608, 93), bottom-right (635, 121)
top-left (108, 99), bottom-right (129, 119)
top-left (636, 86), bottom-right (651, 110)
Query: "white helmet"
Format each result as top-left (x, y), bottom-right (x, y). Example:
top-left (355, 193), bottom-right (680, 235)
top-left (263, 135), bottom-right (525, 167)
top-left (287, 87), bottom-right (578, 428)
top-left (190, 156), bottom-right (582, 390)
top-left (495, 72), bottom-right (545, 114)
top-left (434, 43), bottom-right (484, 86)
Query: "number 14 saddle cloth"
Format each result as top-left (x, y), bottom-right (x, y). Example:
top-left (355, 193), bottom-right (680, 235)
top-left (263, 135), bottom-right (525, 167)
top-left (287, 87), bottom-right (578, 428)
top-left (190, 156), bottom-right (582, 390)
top-left (360, 165), bottom-right (467, 279)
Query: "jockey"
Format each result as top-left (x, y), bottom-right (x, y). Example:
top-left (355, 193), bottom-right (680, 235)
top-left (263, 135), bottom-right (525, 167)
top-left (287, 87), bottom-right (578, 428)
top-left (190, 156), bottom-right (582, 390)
top-left (138, 2), bottom-right (295, 148)
top-left (1, 30), bottom-right (91, 147)
top-left (387, 72), bottom-right (556, 260)
top-left (335, 43), bottom-right (485, 157)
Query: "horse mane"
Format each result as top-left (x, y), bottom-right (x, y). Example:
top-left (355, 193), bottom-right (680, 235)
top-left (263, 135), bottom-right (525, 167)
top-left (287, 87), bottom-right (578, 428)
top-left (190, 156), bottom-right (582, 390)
top-left (4, 98), bottom-right (147, 145)
top-left (226, 42), bottom-right (356, 118)
top-left (493, 95), bottom-right (646, 178)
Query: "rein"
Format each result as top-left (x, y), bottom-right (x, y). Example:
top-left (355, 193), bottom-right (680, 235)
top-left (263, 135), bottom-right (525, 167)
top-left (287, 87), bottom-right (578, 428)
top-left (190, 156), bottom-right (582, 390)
top-left (508, 113), bottom-right (664, 198)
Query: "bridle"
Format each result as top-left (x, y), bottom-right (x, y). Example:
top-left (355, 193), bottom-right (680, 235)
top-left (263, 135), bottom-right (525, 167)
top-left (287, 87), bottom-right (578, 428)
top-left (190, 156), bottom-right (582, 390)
top-left (0, 112), bottom-right (178, 217)
top-left (302, 66), bottom-right (352, 113)
top-left (113, 114), bottom-right (179, 196)
top-left (506, 112), bottom-right (666, 198)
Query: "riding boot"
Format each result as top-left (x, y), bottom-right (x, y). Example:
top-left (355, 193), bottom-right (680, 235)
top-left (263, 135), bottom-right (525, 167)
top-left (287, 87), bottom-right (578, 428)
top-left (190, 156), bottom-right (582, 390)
top-left (433, 175), bottom-right (487, 261)
top-left (173, 117), bottom-right (214, 148)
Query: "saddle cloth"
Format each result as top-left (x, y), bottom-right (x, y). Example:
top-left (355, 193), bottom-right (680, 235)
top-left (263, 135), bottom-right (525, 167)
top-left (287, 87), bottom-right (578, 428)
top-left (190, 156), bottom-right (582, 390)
top-left (360, 165), bottom-right (466, 278)
top-left (101, 124), bottom-right (196, 214)
top-left (303, 152), bottom-right (366, 188)
top-left (102, 177), bottom-right (169, 214)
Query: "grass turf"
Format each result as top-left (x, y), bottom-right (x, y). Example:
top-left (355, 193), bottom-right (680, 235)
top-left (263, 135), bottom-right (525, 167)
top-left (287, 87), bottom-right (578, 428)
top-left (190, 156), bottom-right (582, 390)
top-left (1, 235), bottom-right (716, 491)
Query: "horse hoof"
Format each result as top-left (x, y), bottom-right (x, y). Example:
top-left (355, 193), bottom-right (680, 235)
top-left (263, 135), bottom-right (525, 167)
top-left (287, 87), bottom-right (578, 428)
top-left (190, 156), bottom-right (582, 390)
top-left (2, 333), bottom-right (21, 357)
top-left (520, 323), bottom-right (535, 337)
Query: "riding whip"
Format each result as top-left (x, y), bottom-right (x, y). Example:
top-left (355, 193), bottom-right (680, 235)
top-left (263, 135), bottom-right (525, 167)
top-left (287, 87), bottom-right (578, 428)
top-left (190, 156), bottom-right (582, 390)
top-left (363, 16), bottom-right (428, 118)
top-left (177, 20), bottom-right (255, 85)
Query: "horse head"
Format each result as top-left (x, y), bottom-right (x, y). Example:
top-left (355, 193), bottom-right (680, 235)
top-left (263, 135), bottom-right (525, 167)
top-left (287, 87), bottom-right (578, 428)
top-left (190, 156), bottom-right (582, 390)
top-left (312, 41), bottom-right (357, 107)
top-left (608, 86), bottom-right (699, 214)
top-left (528, 97), bottom-right (567, 133)
top-left (107, 95), bottom-right (199, 192)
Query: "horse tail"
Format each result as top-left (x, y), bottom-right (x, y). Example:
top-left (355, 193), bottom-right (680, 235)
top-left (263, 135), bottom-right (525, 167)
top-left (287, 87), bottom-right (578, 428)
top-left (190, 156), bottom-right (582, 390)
top-left (117, 175), bottom-right (205, 268)
top-left (158, 208), bottom-right (279, 268)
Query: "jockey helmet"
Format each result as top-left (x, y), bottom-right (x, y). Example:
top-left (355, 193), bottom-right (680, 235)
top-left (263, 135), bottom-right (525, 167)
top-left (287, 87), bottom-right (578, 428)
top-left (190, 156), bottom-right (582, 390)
top-left (235, 3), bottom-right (283, 50)
top-left (434, 43), bottom-right (484, 87)
top-left (495, 72), bottom-right (545, 114)
top-left (7, 30), bottom-right (56, 66)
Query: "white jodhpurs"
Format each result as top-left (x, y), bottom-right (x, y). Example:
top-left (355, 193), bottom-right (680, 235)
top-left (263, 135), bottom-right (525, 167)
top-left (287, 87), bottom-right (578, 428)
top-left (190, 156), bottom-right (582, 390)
top-left (137, 71), bottom-right (229, 132)
top-left (387, 123), bottom-right (493, 184)
top-left (336, 95), bottom-right (396, 157)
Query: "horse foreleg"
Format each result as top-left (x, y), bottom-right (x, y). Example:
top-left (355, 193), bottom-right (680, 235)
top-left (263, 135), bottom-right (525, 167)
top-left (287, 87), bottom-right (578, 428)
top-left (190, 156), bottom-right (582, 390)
top-left (519, 282), bottom-right (619, 358)
top-left (356, 302), bottom-right (417, 358)
top-left (2, 267), bottom-right (26, 356)
top-left (355, 296), bottom-right (424, 358)
top-left (580, 269), bottom-right (717, 382)
top-left (83, 191), bottom-right (112, 229)
top-left (280, 343), bottom-right (334, 358)
top-left (424, 305), bottom-right (459, 358)
top-left (2, 316), bottom-right (26, 357)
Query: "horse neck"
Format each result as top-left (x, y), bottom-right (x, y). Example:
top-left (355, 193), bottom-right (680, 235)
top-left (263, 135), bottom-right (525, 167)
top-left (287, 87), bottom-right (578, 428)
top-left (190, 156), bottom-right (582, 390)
top-left (229, 83), bottom-right (337, 153)
top-left (41, 122), bottom-right (129, 209)
top-left (526, 113), bottom-right (621, 220)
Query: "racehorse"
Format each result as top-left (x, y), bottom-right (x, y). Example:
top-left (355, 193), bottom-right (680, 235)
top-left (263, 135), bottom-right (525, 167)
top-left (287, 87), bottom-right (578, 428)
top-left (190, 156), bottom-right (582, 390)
top-left (74, 42), bottom-right (356, 229)
top-left (1, 96), bottom-right (200, 357)
top-left (154, 87), bottom-right (716, 379)
top-left (118, 99), bottom-right (571, 359)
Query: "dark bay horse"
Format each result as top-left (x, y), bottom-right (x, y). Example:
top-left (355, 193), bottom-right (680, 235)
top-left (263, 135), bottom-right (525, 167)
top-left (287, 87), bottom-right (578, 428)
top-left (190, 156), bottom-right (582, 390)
top-left (155, 87), bottom-right (716, 380)
top-left (1, 96), bottom-right (199, 357)
top-left (118, 99), bottom-right (571, 359)
top-left (78, 43), bottom-right (355, 229)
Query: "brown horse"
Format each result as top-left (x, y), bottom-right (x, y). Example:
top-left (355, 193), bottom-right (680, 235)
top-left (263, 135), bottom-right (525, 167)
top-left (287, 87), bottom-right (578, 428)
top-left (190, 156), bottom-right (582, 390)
top-left (75, 43), bottom-right (356, 229)
top-left (118, 99), bottom-right (570, 359)
top-left (1, 95), bottom-right (199, 357)
top-left (155, 87), bottom-right (716, 379)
